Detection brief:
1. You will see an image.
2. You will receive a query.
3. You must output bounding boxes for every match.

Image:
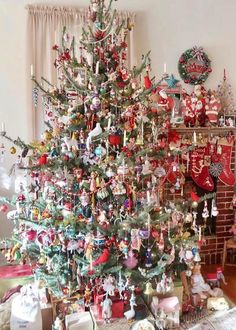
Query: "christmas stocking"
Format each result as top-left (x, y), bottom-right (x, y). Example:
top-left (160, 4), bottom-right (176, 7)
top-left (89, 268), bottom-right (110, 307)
top-left (190, 147), bottom-right (214, 191)
top-left (217, 138), bottom-right (235, 186)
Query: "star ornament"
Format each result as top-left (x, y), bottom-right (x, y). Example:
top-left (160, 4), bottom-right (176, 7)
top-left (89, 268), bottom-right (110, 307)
top-left (165, 74), bottom-right (179, 88)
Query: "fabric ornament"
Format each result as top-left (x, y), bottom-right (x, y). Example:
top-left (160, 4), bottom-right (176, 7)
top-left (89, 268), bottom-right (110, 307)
top-left (209, 162), bottom-right (223, 177)
top-left (190, 147), bottom-right (214, 191)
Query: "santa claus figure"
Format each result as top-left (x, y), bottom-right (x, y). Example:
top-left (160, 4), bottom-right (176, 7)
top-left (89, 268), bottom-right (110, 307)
top-left (205, 94), bottom-right (221, 124)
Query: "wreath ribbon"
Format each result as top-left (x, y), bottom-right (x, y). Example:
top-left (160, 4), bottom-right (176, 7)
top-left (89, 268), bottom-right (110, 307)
top-left (191, 46), bottom-right (204, 62)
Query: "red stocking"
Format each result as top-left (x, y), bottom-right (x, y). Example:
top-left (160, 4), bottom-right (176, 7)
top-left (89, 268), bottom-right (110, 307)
top-left (218, 140), bottom-right (235, 186)
top-left (190, 147), bottom-right (214, 191)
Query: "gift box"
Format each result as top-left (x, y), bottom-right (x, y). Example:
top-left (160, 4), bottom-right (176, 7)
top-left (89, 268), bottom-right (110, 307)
top-left (65, 311), bottom-right (96, 330)
top-left (151, 296), bottom-right (180, 329)
top-left (51, 294), bottom-right (84, 320)
top-left (111, 296), bottom-right (124, 318)
top-left (92, 292), bottom-right (124, 319)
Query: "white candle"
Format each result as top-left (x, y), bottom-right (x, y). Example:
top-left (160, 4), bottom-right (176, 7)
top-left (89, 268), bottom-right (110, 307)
top-left (95, 61), bottom-right (99, 75)
top-left (199, 226), bottom-right (202, 241)
top-left (164, 63), bottom-right (167, 74)
top-left (147, 190), bottom-right (150, 204)
top-left (107, 117), bottom-right (111, 131)
top-left (1, 122), bottom-right (5, 132)
top-left (89, 254), bottom-right (93, 271)
top-left (111, 32), bottom-right (114, 44)
top-left (30, 64), bottom-right (34, 77)
top-left (193, 131), bottom-right (197, 145)
top-left (123, 130), bottom-right (127, 147)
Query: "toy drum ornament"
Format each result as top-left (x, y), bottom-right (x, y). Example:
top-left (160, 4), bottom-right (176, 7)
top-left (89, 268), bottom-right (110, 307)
top-left (108, 134), bottom-right (121, 146)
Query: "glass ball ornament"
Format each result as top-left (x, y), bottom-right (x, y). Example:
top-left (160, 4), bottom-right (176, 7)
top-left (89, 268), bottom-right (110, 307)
top-left (192, 201), bottom-right (198, 209)
top-left (0, 204), bottom-right (8, 212)
top-left (94, 145), bottom-right (103, 157)
top-left (10, 146), bottom-right (16, 154)
top-left (91, 94), bottom-right (101, 110)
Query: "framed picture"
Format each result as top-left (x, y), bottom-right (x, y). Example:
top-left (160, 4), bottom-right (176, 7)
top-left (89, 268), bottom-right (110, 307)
top-left (75, 67), bottom-right (87, 87)
top-left (225, 115), bottom-right (236, 127)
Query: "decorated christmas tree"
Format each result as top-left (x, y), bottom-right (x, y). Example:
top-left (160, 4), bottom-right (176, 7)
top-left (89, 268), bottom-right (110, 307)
top-left (0, 0), bottom-right (200, 301)
top-left (216, 69), bottom-right (236, 117)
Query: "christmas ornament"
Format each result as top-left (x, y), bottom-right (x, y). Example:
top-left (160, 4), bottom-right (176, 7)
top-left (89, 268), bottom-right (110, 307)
top-left (211, 199), bottom-right (219, 217)
top-left (209, 162), bottom-right (223, 177)
top-left (93, 247), bottom-right (110, 266)
top-left (10, 146), bottom-right (16, 154)
top-left (0, 204), bottom-right (8, 212)
top-left (165, 74), bottom-right (179, 88)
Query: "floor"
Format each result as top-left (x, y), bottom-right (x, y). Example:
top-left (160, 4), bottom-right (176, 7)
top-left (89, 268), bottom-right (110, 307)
top-left (202, 264), bottom-right (236, 304)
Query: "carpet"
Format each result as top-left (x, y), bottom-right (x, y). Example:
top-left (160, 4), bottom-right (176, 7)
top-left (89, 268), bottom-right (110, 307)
top-left (186, 307), bottom-right (236, 330)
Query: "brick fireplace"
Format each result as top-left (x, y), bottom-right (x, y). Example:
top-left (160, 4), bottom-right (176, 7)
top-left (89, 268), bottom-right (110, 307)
top-left (168, 127), bottom-right (236, 265)
top-left (201, 145), bottom-right (235, 264)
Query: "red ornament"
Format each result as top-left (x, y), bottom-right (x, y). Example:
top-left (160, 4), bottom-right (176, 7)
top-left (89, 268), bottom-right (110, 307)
top-left (25, 229), bottom-right (37, 241)
top-left (64, 154), bottom-right (70, 161)
top-left (108, 134), bottom-right (121, 146)
top-left (52, 44), bottom-right (59, 50)
top-left (38, 154), bottom-right (48, 165)
top-left (0, 204), bottom-right (8, 212)
top-left (144, 74), bottom-right (152, 89)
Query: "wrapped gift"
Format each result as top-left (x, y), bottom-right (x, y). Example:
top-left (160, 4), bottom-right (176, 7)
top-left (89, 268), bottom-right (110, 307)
top-left (111, 296), bottom-right (124, 318)
top-left (151, 296), bottom-right (180, 329)
top-left (51, 294), bottom-right (84, 320)
top-left (65, 311), bottom-right (96, 330)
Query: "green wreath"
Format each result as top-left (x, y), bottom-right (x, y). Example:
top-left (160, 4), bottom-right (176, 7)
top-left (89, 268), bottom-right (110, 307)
top-left (178, 47), bottom-right (211, 85)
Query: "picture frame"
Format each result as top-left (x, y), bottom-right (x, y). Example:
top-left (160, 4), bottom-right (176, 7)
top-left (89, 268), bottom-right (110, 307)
top-left (75, 67), bottom-right (88, 87)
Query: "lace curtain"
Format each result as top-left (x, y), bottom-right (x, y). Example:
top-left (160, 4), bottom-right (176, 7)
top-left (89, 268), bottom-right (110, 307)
top-left (26, 5), bottom-right (136, 138)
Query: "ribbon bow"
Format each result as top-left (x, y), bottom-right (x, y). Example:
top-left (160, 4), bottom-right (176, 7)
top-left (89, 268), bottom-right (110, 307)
top-left (191, 46), bottom-right (204, 62)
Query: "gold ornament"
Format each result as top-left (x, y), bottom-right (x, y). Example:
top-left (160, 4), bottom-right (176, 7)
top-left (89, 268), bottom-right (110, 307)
top-left (144, 282), bottom-right (155, 295)
top-left (43, 130), bottom-right (53, 141)
top-left (10, 146), bottom-right (16, 154)
top-left (38, 254), bottom-right (47, 264)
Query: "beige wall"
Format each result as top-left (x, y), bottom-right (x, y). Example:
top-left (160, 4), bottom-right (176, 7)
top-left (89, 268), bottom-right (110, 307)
top-left (0, 0), bottom-right (236, 236)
